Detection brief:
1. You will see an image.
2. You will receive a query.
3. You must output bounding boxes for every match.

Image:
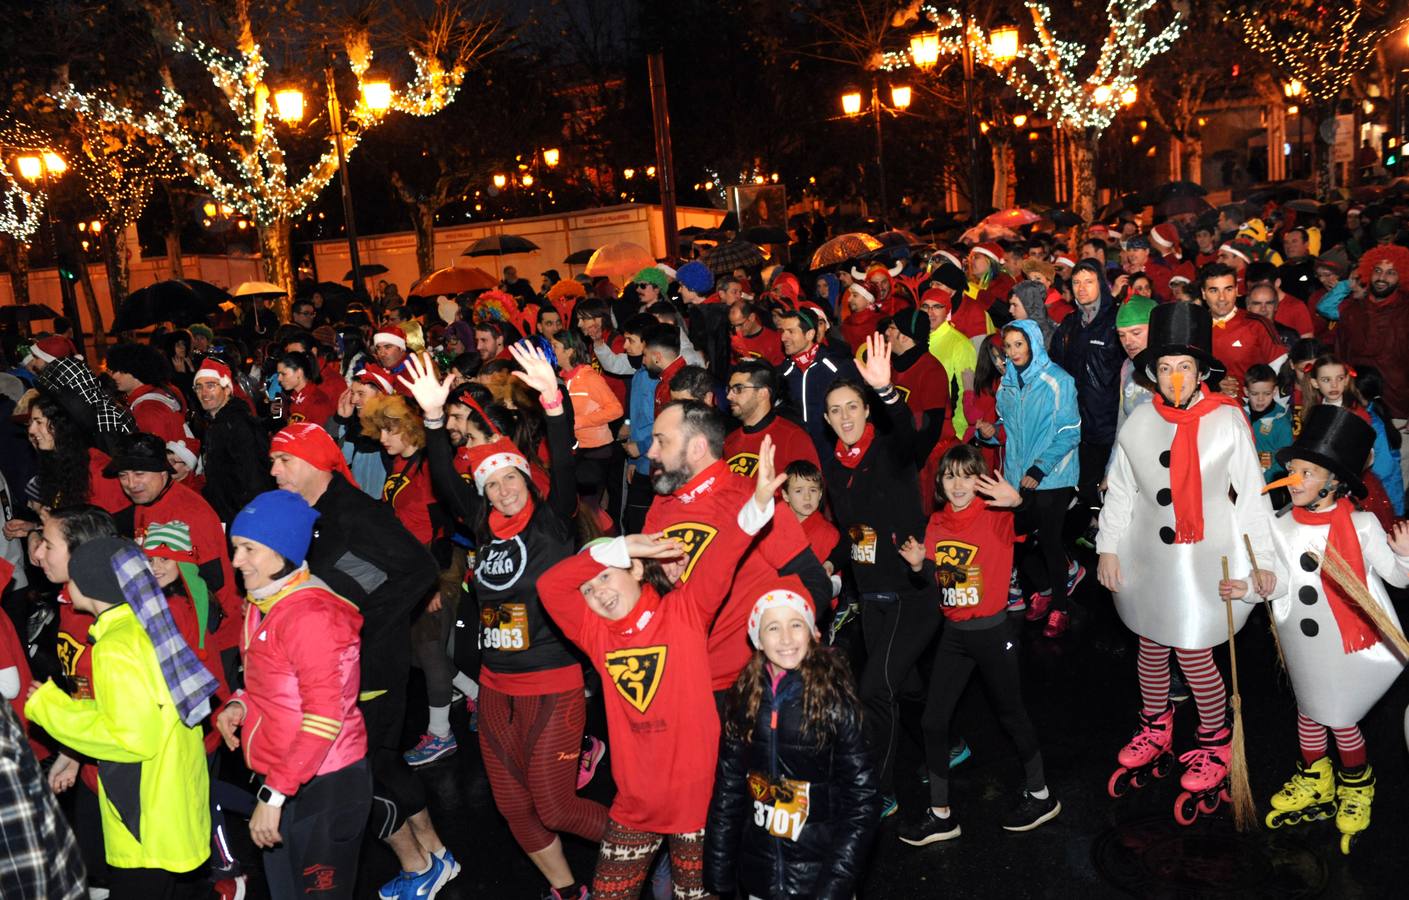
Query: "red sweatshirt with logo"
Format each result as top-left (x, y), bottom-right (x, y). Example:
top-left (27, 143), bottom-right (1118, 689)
top-left (537, 499), bottom-right (771, 831)
top-left (921, 498), bottom-right (1016, 622)
top-left (723, 413), bottom-right (819, 478)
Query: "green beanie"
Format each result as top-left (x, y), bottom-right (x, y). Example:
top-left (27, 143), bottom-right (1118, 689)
top-left (632, 266), bottom-right (669, 291)
top-left (1116, 295), bottom-right (1156, 328)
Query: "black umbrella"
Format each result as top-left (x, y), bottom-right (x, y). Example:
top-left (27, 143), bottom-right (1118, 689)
top-left (742, 225), bottom-right (789, 244)
top-left (343, 263), bottom-right (388, 280)
top-left (0, 303), bottom-right (60, 324)
top-left (678, 225), bottom-right (707, 237)
top-left (702, 240), bottom-right (765, 276)
top-left (1042, 209), bottom-right (1086, 229)
top-left (1285, 198), bottom-right (1323, 214)
top-left (1097, 193), bottom-right (1146, 221)
top-left (115, 279), bottom-right (229, 330)
top-left (1154, 181), bottom-right (1208, 200)
top-left (564, 248), bottom-right (597, 265)
top-left (464, 234), bottom-right (540, 257)
top-left (306, 280), bottom-right (354, 298)
top-left (1156, 195), bottom-right (1212, 217)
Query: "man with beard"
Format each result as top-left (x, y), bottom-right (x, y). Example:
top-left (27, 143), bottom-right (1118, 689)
top-left (1201, 262), bottom-right (1285, 397)
top-left (193, 358), bottom-right (272, 523)
top-left (642, 401), bottom-right (830, 712)
top-left (722, 360), bottom-right (818, 477)
top-left (1335, 244), bottom-right (1409, 487)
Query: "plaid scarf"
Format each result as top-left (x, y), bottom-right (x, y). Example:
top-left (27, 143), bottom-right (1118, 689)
top-left (112, 546), bottom-right (218, 726)
top-left (36, 356), bottom-right (136, 446)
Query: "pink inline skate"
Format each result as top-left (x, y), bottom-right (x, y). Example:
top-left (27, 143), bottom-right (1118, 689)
top-left (1173, 726), bottom-right (1231, 825)
top-left (1108, 706), bottom-right (1175, 797)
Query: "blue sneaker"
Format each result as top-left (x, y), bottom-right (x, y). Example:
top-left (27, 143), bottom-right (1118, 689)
top-left (880, 794), bottom-right (899, 819)
top-left (378, 873), bottom-right (407, 900)
top-left (432, 847), bottom-right (461, 886)
top-left (398, 854), bottom-right (446, 900)
top-left (404, 732), bottom-right (458, 767)
top-left (1007, 569), bottom-right (1026, 612)
top-left (1065, 560), bottom-right (1086, 595)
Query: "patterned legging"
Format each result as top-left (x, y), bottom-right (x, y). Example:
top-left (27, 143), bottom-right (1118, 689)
top-left (593, 819), bottom-right (707, 900)
top-left (1297, 711), bottom-right (1367, 768)
top-left (1136, 636), bottom-right (1227, 733)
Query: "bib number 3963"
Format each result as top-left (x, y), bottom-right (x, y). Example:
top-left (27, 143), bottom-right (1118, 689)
top-left (480, 603), bottom-right (530, 651)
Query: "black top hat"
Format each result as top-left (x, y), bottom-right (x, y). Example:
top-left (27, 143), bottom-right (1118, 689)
top-left (102, 432), bottom-right (175, 478)
top-left (1137, 301), bottom-right (1222, 377)
top-left (1276, 405), bottom-right (1375, 498)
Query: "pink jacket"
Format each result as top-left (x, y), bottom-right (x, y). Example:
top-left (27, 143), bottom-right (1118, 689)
top-left (232, 574), bottom-right (367, 795)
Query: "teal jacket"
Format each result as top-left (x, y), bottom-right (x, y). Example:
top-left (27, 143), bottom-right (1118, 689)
top-left (995, 319), bottom-right (1081, 490)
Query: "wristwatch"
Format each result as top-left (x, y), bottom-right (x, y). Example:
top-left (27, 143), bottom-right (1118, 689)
top-left (257, 785), bottom-right (287, 808)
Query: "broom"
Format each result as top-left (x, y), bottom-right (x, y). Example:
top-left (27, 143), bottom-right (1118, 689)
top-left (1221, 556), bottom-right (1257, 831)
top-left (1315, 545), bottom-right (1409, 660)
top-left (1242, 534), bottom-right (1287, 673)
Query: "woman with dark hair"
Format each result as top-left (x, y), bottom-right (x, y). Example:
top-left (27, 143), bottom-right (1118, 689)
top-left (163, 330), bottom-right (197, 399)
top-left (401, 345), bottom-right (606, 900)
top-left (27, 395), bottom-right (128, 513)
top-left (276, 350), bottom-right (334, 427)
top-left (551, 329), bottom-right (623, 505)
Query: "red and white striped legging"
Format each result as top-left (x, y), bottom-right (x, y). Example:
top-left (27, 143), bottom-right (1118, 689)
top-left (1297, 711), bottom-right (1367, 768)
top-left (1137, 636), bottom-right (1227, 732)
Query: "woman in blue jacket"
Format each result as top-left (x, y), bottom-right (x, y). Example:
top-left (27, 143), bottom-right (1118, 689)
top-left (996, 319), bottom-right (1082, 637)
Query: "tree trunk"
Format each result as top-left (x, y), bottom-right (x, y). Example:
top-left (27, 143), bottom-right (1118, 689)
top-left (164, 228), bottom-right (184, 279)
top-left (100, 228), bottom-right (129, 310)
top-left (1068, 128), bottom-right (1098, 224)
top-left (990, 140), bottom-right (1014, 209)
top-left (1, 238), bottom-right (30, 311)
top-left (413, 203), bottom-right (436, 277)
top-left (1187, 136), bottom-right (1204, 185)
top-left (74, 259), bottom-right (107, 360)
top-left (258, 216), bottom-right (294, 296)
top-left (1167, 136), bottom-right (1183, 182)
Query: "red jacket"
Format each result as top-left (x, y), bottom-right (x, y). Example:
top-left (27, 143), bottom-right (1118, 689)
top-left (894, 351), bottom-right (950, 431)
top-left (382, 453), bottom-right (437, 545)
top-left (1336, 289), bottom-right (1409, 417)
top-left (231, 572), bottom-right (367, 796)
top-left (921, 498), bottom-right (1015, 622)
top-left (127, 384), bottom-right (190, 445)
top-left (1211, 309), bottom-right (1284, 393)
top-left (644, 461), bottom-right (811, 690)
top-left (1275, 295), bottom-right (1315, 337)
top-left (724, 413), bottom-right (819, 478)
top-left (87, 448), bottom-right (130, 513)
top-left (799, 512), bottom-right (840, 570)
top-left (287, 384), bottom-right (336, 427)
top-left (537, 500), bottom-right (769, 831)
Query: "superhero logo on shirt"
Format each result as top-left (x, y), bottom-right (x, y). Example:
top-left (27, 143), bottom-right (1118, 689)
top-left (604, 645), bottom-right (668, 714)
top-left (476, 535), bottom-right (529, 591)
top-left (659, 523), bottom-right (718, 582)
top-left (383, 470), bottom-right (412, 503)
top-left (56, 631), bottom-right (85, 676)
top-left (727, 453), bottom-right (759, 478)
top-left (933, 540), bottom-right (983, 607)
top-left (894, 384), bottom-right (912, 403)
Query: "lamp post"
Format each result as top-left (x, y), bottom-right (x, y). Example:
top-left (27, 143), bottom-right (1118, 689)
top-left (16, 150), bottom-right (82, 352)
top-left (840, 79), bottom-right (911, 219)
top-left (1285, 79), bottom-right (1305, 178)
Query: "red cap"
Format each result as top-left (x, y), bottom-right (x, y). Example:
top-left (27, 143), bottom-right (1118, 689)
top-left (355, 363), bottom-right (396, 395)
top-left (271, 422), bottom-right (355, 483)
top-left (1150, 222), bottom-right (1179, 250)
top-left (971, 242), bottom-right (1003, 264)
top-left (920, 287), bottom-right (952, 309)
top-left (29, 335), bottom-right (78, 364)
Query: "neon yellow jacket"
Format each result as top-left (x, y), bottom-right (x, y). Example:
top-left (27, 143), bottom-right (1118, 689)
top-left (26, 603), bottom-right (210, 872)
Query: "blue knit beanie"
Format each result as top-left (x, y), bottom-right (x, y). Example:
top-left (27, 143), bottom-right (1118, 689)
top-left (676, 260), bottom-right (714, 295)
top-left (231, 490), bottom-right (321, 566)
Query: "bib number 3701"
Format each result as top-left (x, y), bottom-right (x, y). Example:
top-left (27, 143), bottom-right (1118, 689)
top-left (747, 773), bottom-right (810, 841)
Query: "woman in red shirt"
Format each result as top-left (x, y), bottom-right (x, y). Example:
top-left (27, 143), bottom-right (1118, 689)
top-left (536, 438), bottom-right (784, 900)
top-left (276, 350), bottom-right (336, 428)
top-left (897, 443), bottom-right (1060, 844)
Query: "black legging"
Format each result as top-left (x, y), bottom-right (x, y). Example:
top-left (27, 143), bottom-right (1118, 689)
top-left (858, 588), bottom-right (943, 794)
top-left (263, 760), bottom-right (372, 899)
top-left (1017, 486), bottom-right (1074, 610)
top-left (922, 616), bottom-right (1045, 807)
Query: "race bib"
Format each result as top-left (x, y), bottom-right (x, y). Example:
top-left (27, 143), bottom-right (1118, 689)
top-left (933, 540), bottom-right (982, 609)
top-left (480, 603), bottom-right (530, 651)
top-left (748, 772), bottom-right (810, 841)
top-left (849, 525), bottom-right (878, 565)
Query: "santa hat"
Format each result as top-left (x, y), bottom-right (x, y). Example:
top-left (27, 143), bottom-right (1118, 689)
top-left (799, 302), bottom-right (831, 326)
top-left (165, 437), bottom-right (202, 474)
top-left (934, 249), bottom-right (963, 270)
top-left (1054, 253), bottom-right (1077, 269)
top-left (1150, 222), bottom-right (1179, 251)
top-left (355, 363), bottom-right (396, 395)
top-left (1088, 224), bottom-right (1111, 240)
top-left (193, 358), bottom-right (233, 389)
top-left (1168, 273), bottom-right (1192, 286)
top-left (746, 576), bottom-right (818, 646)
top-left (25, 335), bottom-right (78, 365)
top-left (372, 323), bottom-right (407, 349)
top-left (970, 242), bottom-right (1003, 265)
top-left (271, 422), bottom-right (355, 483)
top-left (1219, 240), bottom-right (1254, 265)
top-left (463, 436), bottom-right (531, 494)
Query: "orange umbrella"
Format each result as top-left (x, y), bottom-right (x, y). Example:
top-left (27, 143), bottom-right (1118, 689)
top-left (408, 266), bottom-right (498, 297)
top-left (585, 242), bottom-right (655, 278)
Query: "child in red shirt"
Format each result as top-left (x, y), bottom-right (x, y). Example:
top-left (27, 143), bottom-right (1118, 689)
top-left (536, 439), bottom-right (785, 900)
top-left (896, 444), bottom-right (1060, 843)
top-left (781, 461), bottom-right (841, 602)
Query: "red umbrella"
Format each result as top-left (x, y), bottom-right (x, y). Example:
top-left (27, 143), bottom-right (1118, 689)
top-left (981, 208), bottom-right (1042, 229)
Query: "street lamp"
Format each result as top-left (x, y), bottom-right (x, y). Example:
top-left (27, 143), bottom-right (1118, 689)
top-left (909, 32), bottom-right (941, 71)
top-left (1013, 114), bottom-right (1029, 127)
top-left (543, 147), bottom-right (560, 168)
top-left (1284, 79), bottom-right (1304, 98)
top-left (1093, 84), bottom-right (1113, 105)
top-left (841, 88), bottom-right (864, 117)
top-left (492, 173), bottom-right (507, 189)
top-left (989, 25), bottom-right (1020, 65)
top-left (1120, 86), bottom-right (1138, 107)
top-left (361, 80), bottom-right (392, 113)
top-left (890, 84), bottom-right (913, 111)
top-left (15, 149), bottom-right (81, 350)
top-left (273, 88), bottom-right (304, 123)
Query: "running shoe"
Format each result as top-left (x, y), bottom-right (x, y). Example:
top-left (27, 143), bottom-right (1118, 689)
top-left (1024, 591), bottom-right (1052, 622)
top-left (578, 735), bottom-right (606, 789)
top-left (432, 847), bottom-right (461, 886)
top-left (918, 739), bottom-right (973, 783)
top-left (1076, 523), bottom-right (1099, 550)
top-left (213, 876), bottom-right (247, 900)
top-left (1001, 792), bottom-right (1062, 832)
top-left (898, 808), bottom-right (962, 845)
top-left (829, 600), bottom-right (860, 644)
top-left (1007, 570), bottom-right (1026, 612)
top-left (1043, 610), bottom-right (1070, 639)
top-left (404, 732), bottom-right (458, 767)
top-left (880, 794), bottom-right (899, 819)
top-left (395, 854), bottom-right (446, 900)
top-left (1065, 560), bottom-right (1087, 595)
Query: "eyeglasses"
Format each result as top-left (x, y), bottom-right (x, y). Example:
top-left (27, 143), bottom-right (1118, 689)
top-left (726, 383), bottom-right (759, 395)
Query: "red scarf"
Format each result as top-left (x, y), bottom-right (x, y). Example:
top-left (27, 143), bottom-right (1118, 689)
top-left (1151, 386), bottom-right (1242, 543)
top-left (791, 344), bottom-right (820, 371)
top-left (489, 497), bottom-right (535, 539)
top-left (1290, 500), bottom-right (1378, 653)
top-left (938, 496), bottom-right (987, 532)
top-left (654, 356), bottom-right (688, 413)
top-left (834, 423), bottom-right (876, 469)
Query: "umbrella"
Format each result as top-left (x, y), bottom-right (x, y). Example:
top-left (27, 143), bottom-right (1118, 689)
top-left (408, 265), bottom-right (498, 298)
top-left (959, 223), bottom-right (1019, 245)
top-left (463, 234), bottom-right (541, 257)
top-left (742, 225), bottom-right (789, 244)
top-left (305, 281), bottom-right (354, 298)
top-left (702, 240), bottom-right (765, 276)
top-left (876, 229), bottom-right (925, 248)
top-left (342, 263), bottom-right (388, 280)
top-left (233, 280), bottom-right (286, 297)
top-left (678, 225), bottom-right (707, 237)
top-left (115, 279), bottom-right (230, 330)
top-left (1157, 195), bottom-right (1212, 217)
top-left (1154, 181), bottom-right (1208, 200)
top-left (564, 248), bottom-right (597, 265)
top-left (0, 303), bottom-right (60, 324)
top-left (809, 233), bottom-right (884, 269)
top-left (585, 242), bottom-right (656, 278)
top-left (918, 214), bottom-right (964, 234)
top-left (1242, 181), bottom-right (1313, 205)
top-left (1042, 209), bottom-right (1086, 229)
top-left (1097, 193), bottom-right (1146, 221)
top-left (1285, 199), bottom-right (1323, 214)
top-left (982, 208), bottom-right (1042, 229)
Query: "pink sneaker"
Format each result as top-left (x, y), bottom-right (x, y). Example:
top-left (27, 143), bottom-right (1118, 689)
top-left (577, 735), bottom-right (605, 790)
top-left (1025, 591), bottom-right (1053, 622)
top-left (1043, 609), bottom-right (1070, 638)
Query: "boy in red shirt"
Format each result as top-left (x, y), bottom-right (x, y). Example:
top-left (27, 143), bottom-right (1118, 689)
top-left (897, 444), bottom-right (1060, 844)
top-left (781, 461), bottom-right (841, 600)
top-left (537, 438), bottom-right (784, 900)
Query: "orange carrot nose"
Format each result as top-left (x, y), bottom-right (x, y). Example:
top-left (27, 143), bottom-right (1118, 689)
top-left (1262, 471), bottom-right (1303, 494)
top-left (1171, 372), bottom-right (1185, 405)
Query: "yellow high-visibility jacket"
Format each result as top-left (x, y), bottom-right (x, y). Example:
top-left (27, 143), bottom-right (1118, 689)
top-left (27, 603), bottom-right (210, 872)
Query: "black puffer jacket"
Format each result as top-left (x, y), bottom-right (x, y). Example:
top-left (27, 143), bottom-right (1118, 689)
top-left (705, 666), bottom-right (878, 900)
top-left (1048, 293), bottom-right (1122, 446)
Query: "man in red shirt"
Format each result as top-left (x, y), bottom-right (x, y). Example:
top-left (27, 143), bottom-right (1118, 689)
top-left (1335, 244), bottom-right (1409, 487)
top-left (723, 360), bottom-right (818, 477)
top-left (1201, 262), bottom-right (1286, 397)
top-left (643, 401), bottom-right (830, 705)
top-left (727, 301), bottom-right (783, 365)
top-left (885, 309), bottom-right (950, 443)
top-left (106, 343), bottom-right (191, 445)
